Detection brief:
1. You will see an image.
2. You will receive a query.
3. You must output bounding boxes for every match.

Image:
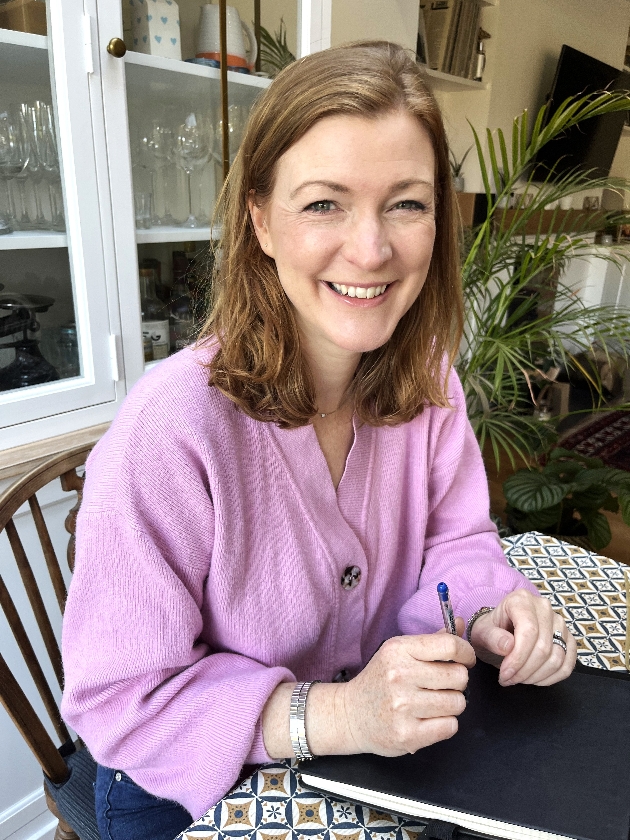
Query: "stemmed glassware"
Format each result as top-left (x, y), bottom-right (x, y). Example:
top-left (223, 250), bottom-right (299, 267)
top-left (0, 109), bottom-right (30, 230)
top-left (147, 122), bottom-right (178, 226)
top-left (173, 112), bottom-right (212, 228)
top-left (0, 102), bottom-right (64, 232)
top-left (30, 101), bottom-right (65, 231)
top-left (21, 103), bottom-right (48, 230)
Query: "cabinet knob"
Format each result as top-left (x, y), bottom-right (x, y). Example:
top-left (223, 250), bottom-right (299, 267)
top-left (107, 38), bottom-right (127, 58)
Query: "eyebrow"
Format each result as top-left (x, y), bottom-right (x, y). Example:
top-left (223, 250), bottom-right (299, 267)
top-left (289, 178), bottom-right (434, 200)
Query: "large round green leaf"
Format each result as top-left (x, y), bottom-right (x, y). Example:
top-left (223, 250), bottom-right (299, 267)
top-left (503, 470), bottom-right (566, 512)
top-left (579, 510), bottom-right (612, 551)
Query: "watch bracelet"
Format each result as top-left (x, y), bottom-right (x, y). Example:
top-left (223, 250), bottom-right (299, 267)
top-left (290, 681), bottom-right (320, 760)
top-left (466, 606), bottom-right (494, 641)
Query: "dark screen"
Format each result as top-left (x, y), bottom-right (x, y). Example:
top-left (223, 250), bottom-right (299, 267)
top-left (533, 44), bottom-right (630, 181)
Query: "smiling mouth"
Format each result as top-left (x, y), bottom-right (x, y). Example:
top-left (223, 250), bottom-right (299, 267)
top-left (328, 282), bottom-right (390, 299)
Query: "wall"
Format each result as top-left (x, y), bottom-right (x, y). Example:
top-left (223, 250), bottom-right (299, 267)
top-left (435, 0), bottom-right (630, 193)
top-left (331, 0), bottom-right (418, 51)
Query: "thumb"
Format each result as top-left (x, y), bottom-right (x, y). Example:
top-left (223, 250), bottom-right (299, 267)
top-left (473, 619), bottom-right (514, 656)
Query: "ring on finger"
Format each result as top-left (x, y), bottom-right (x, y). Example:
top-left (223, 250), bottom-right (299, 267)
top-left (552, 632), bottom-right (567, 653)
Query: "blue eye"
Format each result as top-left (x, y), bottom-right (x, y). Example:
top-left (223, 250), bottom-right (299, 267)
top-left (394, 200), bottom-right (427, 211)
top-left (305, 200), bottom-right (335, 214)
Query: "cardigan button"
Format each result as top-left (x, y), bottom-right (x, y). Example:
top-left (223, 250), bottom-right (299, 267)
top-left (341, 565), bottom-right (361, 589)
top-left (333, 669), bottom-right (350, 682)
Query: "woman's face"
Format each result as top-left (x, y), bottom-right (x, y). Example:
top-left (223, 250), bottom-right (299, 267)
top-left (249, 109), bottom-right (436, 363)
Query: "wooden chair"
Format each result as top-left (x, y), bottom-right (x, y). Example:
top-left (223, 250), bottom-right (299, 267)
top-left (0, 443), bottom-right (99, 840)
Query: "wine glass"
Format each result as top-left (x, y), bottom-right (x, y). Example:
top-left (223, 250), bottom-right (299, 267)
top-left (32, 102), bottom-right (65, 231)
top-left (147, 121), bottom-right (178, 226)
top-left (214, 103), bottom-right (247, 166)
top-left (21, 103), bottom-right (48, 230)
top-left (0, 108), bottom-right (30, 230)
top-left (173, 112), bottom-right (212, 228)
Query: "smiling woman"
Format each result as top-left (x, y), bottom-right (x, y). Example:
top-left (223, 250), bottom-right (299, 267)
top-left (60, 41), bottom-right (576, 840)
top-left (206, 42), bottom-right (462, 428)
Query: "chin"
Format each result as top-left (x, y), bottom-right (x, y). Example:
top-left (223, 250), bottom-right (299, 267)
top-left (330, 331), bottom-right (395, 355)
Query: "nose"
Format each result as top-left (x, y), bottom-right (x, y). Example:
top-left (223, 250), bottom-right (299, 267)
top-left (341, 212), bottom-right (393, 271)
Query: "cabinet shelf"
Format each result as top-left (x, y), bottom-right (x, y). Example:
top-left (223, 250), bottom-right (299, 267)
top-left (0, 230), bottom-right (68, 250)
top-left (135, 226), bottom-right (220, 244)
top-left (125, 52), bottom-right (271, 109)
top-left (0, 27), bottom-right (49, 87)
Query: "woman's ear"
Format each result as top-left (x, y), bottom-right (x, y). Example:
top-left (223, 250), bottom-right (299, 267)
top-left (248, 192), bottom-right (274, 258)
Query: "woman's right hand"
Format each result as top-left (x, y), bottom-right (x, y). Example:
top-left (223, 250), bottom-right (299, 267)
top-left (336, 630), bottom-right (475, 756)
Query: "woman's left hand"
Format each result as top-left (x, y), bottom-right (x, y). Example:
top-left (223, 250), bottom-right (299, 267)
top-left (468, 589), bottom-right (577, 687)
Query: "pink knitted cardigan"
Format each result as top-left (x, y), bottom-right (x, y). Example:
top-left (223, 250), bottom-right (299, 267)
top-left (61, 345), bottom-right (537, 820)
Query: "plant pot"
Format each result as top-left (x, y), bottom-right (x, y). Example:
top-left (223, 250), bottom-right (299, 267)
top-left (452, 176), bottom-right (465, 193)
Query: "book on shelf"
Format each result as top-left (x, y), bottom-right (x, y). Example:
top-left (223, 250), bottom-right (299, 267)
top-left (299, 660), bottom-right (630, 840)
top-left (422, 0), bottom-right (483, 79)
top-left (421, 0), bottom-right (459, 72)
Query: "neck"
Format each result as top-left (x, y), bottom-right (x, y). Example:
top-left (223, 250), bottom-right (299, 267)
top-left (302, 344), bottom-right (360, 416)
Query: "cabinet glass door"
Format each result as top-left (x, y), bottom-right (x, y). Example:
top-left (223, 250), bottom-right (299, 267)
top-left (98, 0), bottom-right (298, 380)
top-left (0, 0), bottom-right (118, 443)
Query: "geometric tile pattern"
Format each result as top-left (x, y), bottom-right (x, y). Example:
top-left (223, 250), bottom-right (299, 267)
top-left (176, 760), bottom-right (426, 840)
top-left (502, 532), bottom-right (629, 672)
top-left (178, 533), bottom-right (627, 839)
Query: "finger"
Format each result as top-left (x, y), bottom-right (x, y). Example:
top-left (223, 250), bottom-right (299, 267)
top-left (413, 661), bottom-right (470, 692)
top-left (470, 613), bottom-right (514, 658)
top-left (528, 631), bottom-right (578, 687)
top-left (402, 715), bottom-right (460, 754)
top-left (407, 687), bottom-right (467, 720)
top-left (405, 632), bottom-right (476, 668)
top-left (499, 599), bottom-right (555, 685)
top-left (506, 615), bottom-right (574, 686)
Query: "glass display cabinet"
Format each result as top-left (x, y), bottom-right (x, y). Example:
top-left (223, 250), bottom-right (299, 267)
top-left (0, 0), bottom-right (122, 450)
top-left (0, 0), bottom-right (316, 460)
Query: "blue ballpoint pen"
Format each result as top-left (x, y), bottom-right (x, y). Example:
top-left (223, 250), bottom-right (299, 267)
top-left (437, 582), bottom-right (457, 635)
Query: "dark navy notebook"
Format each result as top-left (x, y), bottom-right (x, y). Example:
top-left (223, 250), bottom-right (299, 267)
top-left (299, 660), bottom-right (630, 840)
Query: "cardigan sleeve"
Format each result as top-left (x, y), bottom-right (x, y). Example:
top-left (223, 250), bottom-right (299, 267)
top-left (61, 390), bottom-right (293, 821)
top-left (397, 368), bottom-right (539, 636)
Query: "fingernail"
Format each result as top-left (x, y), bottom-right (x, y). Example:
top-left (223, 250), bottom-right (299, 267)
top-left (500, 679), bottom-right (515, 687)
top-left (502, 668), bottom-right (515, 681)
top-left (499, 637), bottom-right (511, 653)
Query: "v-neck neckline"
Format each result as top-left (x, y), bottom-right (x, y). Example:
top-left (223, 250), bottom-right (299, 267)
top-left (266, 417), bottom-right (375, 547)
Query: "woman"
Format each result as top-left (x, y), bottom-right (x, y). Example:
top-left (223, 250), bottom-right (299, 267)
top-left (61, 41), bottom-right (576, 840)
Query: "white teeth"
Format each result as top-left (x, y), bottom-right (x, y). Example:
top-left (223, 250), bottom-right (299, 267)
top-left (330, 283), bottom-right (389, 299)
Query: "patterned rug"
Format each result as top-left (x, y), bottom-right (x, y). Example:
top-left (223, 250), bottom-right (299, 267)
top-left (560, 410), bottom-right (630, 471)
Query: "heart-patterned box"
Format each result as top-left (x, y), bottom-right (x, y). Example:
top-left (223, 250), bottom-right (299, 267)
top-left (130, 0), bottom-right (182, 61)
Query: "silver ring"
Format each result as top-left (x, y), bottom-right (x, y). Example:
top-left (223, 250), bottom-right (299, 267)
top-left (552, 635), bottom-right (567, 653)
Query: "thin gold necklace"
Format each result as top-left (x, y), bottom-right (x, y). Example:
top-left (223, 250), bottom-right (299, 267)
top-left (316, 395), bottom-right (349, 419)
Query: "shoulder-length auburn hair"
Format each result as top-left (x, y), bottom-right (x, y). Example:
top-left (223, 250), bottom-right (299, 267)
top-left (201, 40), bottom-right (463, 428)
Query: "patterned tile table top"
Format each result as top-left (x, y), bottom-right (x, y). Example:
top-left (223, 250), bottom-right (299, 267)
top-left (178, 763), bottom-right (427, 840)
top-left (177, 533), bottom-right (629, 840)
top-left (502, 532), bottom-right (629, 672)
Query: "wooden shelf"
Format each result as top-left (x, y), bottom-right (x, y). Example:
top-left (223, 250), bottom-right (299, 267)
top-left (495, 208), bottom-right (608, 235)
top-left (0, 230), bottom-right (67, 250)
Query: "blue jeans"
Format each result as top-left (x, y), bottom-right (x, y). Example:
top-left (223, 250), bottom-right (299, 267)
top-left (95, 765), bottom-right (193, 840)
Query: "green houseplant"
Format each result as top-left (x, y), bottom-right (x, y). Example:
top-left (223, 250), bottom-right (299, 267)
top-left (259, 19), bottom-right (295, 77)
top-left (503, 447), bottom-right (630, 550)
top-left (456, 91), bottom-right (630, 472)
